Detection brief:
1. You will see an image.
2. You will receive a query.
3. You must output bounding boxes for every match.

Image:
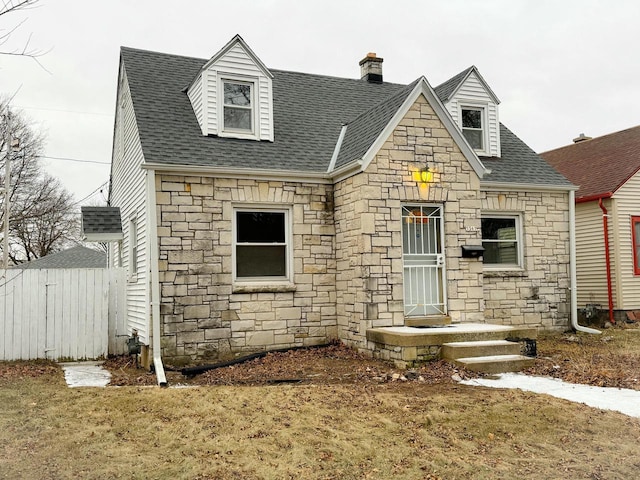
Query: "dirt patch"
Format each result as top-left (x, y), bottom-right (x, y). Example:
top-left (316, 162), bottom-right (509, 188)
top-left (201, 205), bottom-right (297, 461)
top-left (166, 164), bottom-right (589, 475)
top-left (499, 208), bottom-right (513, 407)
top-left (0, 360), bottom-right (60, 383)
top-left (105, 342), bottom-right (481, 387)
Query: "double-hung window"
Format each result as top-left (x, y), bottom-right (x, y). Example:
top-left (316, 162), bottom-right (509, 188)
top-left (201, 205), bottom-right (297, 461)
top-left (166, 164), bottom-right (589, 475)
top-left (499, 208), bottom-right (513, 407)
top-left (461, 107), bottom-right (484, 151)
top-left (223, 80), bottom-right (253, 133)
top-left (234, 208), bottom-right (290, 281)
top-left (632, 216), bottom-right (640, 275)
top-left (481, 215), bottom-right (522, 268)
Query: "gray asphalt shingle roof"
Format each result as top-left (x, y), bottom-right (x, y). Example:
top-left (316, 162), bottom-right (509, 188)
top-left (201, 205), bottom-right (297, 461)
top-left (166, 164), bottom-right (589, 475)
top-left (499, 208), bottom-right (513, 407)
top-left (480, 124), bottom-right (573, 186)
top-left (121, 47), bottom-right (569, 187)
top-left (433, 66), bottom-right (474, 103)
top-left (81, 207), bottom-right (123, 236)
top-left (122, 47), bottom-right (405, 172)
top-left (13, 246), bottom-right (106, 269)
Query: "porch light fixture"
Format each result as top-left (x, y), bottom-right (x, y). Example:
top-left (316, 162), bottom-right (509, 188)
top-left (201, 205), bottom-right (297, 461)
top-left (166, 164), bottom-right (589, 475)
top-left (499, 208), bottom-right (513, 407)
top-left (412, 166), bottom-right (433, 184)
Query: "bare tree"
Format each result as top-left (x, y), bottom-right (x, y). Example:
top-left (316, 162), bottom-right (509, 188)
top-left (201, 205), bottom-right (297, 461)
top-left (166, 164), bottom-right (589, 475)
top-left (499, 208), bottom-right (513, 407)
top-left (0, 0), bottom-right (46, 66)
top-left (1, 100), bottom-right (79, 264)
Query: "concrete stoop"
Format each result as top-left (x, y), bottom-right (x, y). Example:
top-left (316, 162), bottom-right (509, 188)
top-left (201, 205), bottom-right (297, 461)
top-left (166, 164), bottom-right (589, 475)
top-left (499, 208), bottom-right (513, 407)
top-left (366, 323), bottom-right (537, 372)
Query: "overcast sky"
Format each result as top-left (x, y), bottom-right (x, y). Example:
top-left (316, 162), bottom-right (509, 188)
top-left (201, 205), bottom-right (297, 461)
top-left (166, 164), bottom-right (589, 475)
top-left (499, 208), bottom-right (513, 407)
top-left (1, 0), bottom-right (639, 203)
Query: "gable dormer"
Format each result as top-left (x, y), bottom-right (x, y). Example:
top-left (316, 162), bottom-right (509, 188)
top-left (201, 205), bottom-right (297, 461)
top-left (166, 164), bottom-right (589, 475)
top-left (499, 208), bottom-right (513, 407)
top-left (187, 35), bottom-right (274, 141)
top-left (436, 66), bottom-right (501, 157)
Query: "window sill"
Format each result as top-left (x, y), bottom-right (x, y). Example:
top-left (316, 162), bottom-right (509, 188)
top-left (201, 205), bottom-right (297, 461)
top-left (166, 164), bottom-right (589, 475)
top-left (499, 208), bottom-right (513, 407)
top-left (232, 282), bottom-right (297, 294)
top-left (483, 268), bottom-right (527, 278)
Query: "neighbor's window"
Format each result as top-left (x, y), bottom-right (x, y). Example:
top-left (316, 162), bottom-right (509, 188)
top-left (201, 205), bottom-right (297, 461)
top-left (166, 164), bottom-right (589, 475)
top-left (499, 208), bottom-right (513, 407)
top-left (461, 107), bottom-right (484, 150)
top-left (129, 218), bottom-right (138, 278)
top-left (223, 81), bottom-right (253, 132)
top-left (234, 209), bottom-right (289, 280)
top-left (632, 216), bottom-right (640, 275)
top-left (481, 215), bottom-right (521, 267)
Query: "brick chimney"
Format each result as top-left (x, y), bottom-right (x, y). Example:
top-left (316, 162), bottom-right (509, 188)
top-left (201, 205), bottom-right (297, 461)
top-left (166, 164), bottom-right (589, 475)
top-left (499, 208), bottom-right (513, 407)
top-left (359, 52), bottom-right (383, 83)
top-left (573, 133), bottom-right (592, 143)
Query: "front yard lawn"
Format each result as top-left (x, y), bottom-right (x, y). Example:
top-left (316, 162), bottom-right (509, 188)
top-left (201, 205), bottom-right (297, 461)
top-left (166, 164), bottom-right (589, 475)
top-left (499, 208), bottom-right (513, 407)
top-left (1, 327), bottom-right (640, 479)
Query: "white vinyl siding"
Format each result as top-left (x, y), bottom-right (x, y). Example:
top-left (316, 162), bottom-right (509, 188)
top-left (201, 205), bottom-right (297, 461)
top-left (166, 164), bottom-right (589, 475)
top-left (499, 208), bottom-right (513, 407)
top-left (188, 41), bottom-right (273, 141)
top-left (445, 71), bottom-right (500, 157)
top-left (187, 72), bottom-right (204, 135)
top-left (611, 171), bottom-right (640, 309)
top-left (109, 66), bottom-right (150, 343)
top-left (575, 201), bottom-right (613, 308)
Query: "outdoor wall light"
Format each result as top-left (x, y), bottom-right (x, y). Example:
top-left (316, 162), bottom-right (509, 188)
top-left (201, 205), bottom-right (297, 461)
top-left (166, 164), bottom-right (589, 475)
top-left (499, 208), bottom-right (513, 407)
top-left (412, 166), bottom-right (433, 184)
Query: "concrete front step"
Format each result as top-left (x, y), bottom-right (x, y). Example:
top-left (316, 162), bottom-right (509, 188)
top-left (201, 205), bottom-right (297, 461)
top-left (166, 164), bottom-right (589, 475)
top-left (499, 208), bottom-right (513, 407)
top-left (366, 323), bottom-right (538, 368)
top-left (441, 340), bottom-right (522, 360)
top-left (453, 354), bottom-right (535, 374)
top-left (367, 324), bottom-right (537, 347)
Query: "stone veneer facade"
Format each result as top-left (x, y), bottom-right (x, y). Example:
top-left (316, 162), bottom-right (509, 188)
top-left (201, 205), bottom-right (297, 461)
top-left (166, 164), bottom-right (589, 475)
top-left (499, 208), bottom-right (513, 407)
top-left (154, 94), bottom-right (570, 364)
top-left (481, 190), bottom-right (571, 329)
top-left (335, 95), bottom-right (485, 351)
top-left (156, 176), bottom-right (336, 365)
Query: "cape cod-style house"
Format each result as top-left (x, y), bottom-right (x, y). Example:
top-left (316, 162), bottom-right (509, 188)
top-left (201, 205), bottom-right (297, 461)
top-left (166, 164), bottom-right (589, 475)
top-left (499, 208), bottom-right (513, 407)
top-left (99, 35), bottom-right (576, 382)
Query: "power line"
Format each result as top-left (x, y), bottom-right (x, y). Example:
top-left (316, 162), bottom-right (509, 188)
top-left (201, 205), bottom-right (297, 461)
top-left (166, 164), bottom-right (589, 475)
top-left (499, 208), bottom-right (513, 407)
top-left (72, 181), bottom-right (109, 207)
top-left (41, 155), bottom-right (110, 165)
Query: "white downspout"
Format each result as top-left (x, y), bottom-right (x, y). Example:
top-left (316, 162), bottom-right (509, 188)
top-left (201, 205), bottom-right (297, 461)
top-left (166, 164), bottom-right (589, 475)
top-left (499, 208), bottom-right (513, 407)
top-left (569, 189), bottom-right (600, 334)
top-left (147, 169), bottom-right (168, 385)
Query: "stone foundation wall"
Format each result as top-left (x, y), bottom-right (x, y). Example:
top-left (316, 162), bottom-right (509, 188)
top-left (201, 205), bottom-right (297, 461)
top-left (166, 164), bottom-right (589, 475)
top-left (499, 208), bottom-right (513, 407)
top-left (156, 175), bottom-right (337, 365)
top-left (481, 190), bottom-right (571, 329)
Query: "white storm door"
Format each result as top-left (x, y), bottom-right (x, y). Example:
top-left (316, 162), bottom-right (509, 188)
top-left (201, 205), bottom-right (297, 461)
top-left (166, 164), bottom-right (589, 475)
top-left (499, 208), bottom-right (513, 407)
top-left (402, 204), bottom-right (446, 317)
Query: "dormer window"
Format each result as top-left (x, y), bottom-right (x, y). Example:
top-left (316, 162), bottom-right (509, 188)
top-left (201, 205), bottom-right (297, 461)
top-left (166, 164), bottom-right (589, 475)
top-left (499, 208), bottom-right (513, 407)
top-left (461, 107), bottom-right (484, 151)
top-left (223, 80), bottom-right (253, 132)
top-left (186, 35), bottom-right (274, 141)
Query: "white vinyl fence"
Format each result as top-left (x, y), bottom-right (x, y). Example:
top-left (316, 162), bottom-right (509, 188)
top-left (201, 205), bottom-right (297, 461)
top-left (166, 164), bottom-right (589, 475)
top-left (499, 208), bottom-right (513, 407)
top-left (0, 268), bottom-right (126, 361)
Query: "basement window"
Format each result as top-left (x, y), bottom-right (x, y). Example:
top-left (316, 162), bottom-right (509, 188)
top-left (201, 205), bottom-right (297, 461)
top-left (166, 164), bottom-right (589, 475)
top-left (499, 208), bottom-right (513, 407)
top-left (633, 216), bottom-right (640, 275)
top-left (481, 215), bottom-right (522, 268)
top-left (233, 208), bottom-right (291, 281)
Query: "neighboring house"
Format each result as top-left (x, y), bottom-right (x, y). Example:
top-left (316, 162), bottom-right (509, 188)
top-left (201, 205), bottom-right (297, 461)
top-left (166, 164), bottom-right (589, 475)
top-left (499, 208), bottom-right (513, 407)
top-left (542, 126), bottom-right (640, 323)
top-left (105, 35), bottom-right (574, 367)
top-left (13, 245), bottom-right (106, 269)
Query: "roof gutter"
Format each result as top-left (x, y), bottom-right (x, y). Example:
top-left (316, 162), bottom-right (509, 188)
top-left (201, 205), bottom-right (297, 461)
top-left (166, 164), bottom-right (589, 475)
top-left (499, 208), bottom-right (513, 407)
top-left (576, 192), bottom-right (613, 204)
top-left (141, 162), bottom-right (332, 184)
top-left (569, 189), bottom-right (600, 335)
top-left (146, 168), bottom-right (168, 386)
top-left (481, 181), bottom-right (579, 192)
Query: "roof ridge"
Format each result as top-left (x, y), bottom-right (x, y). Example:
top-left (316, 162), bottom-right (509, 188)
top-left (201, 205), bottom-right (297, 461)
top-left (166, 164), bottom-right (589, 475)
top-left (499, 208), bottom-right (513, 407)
top-left (120, 46), bottom-right (206, 62)
top-left (541, 124), bottom-right (640, 155)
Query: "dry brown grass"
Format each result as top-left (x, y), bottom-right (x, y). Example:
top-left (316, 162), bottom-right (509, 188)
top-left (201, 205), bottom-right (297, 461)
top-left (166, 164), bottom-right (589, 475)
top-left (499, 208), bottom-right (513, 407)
top-left (2, 358), bottom-right (640, 479)
top-left (527, 325), bottom-right (640, 390)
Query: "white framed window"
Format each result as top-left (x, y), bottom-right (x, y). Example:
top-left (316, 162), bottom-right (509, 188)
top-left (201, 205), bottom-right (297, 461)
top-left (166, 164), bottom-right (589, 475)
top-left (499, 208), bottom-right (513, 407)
top-left (461, 106), bottom-right (486, 152)
top-left (232, 207), bottom-right (292, 282)
top-left (222, 79), bottom-right (254, 134)
top-left (481, 214), bottom-right (523, 269)
top-left (128, 218), bottom-right (138, 280)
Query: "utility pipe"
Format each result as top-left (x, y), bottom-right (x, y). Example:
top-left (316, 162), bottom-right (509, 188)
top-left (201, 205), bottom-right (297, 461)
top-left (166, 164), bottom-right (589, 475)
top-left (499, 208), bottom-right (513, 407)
top-left (598, 198), bottom-right (615, 324)
top-left (147, 169), bottom-right (167, 386)
top-left (570, 190), bottom-right (600, 334)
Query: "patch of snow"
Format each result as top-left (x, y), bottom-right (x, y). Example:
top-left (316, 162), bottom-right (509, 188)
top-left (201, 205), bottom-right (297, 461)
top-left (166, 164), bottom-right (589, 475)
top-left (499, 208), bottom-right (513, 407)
top-left (60, 362), bottom-right (111, 388)
top-left (461, 373), bottom-right (640, 418)
top-left (380, 324), bottom-right (515, 334)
